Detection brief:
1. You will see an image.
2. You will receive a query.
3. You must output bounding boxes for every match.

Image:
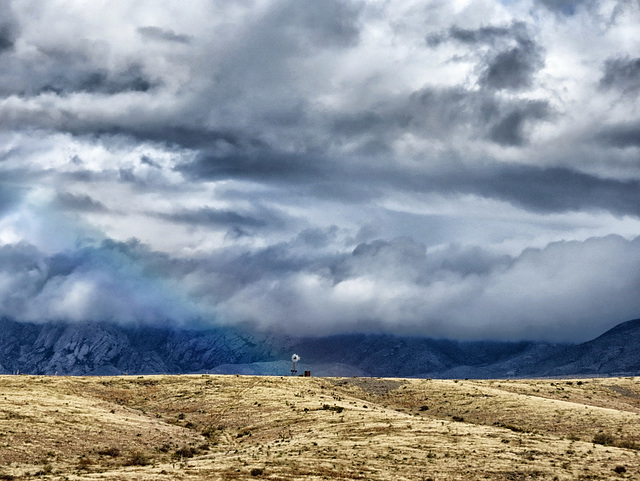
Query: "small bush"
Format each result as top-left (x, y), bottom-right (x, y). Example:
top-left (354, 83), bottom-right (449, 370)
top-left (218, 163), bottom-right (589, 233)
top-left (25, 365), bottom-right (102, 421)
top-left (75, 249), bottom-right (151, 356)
top-left (124, 451), bottom-right (150, 466)
top-left (97, 447), bottom-right (120, 457)
top-left (616, 439), bottom-right (639, 450)
top-left (202, 425), bottom-right (223, 438)
top-left (250, 468), bottom-right (264, 476)
top-left (174, 446), bottom-right (198, 459)
top-left (0, 474), bottom-right (15, 480)
top-left (613, 465), bottom-right (626, 474)
top-left (452, 415), bottom-right (464, 422)
top-left (321, 404), bottom-right (344, 413)
top-left (33, 464), bottom-right (53, 476)
top-left (494, 422), bottom-right (529, 433)
top-left (593, 432), bottom-right (615, 446)
top-left (419, 405), bottom-right (429, 411)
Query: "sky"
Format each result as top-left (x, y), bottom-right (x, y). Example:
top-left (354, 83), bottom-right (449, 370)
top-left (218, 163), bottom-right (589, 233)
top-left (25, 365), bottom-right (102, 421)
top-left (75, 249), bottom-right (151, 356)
top-left (1, 0), bottom-right (640, 342)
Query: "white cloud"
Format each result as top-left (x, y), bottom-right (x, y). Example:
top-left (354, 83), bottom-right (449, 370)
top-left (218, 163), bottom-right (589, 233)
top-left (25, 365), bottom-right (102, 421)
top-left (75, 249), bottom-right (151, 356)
top-left (0, 0), bottom-right (639, 340)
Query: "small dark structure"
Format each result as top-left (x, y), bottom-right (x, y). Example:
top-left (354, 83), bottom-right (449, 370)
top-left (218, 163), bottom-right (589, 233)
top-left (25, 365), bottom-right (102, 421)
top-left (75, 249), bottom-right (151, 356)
top-left (304, 370), bottom-right (311, 377)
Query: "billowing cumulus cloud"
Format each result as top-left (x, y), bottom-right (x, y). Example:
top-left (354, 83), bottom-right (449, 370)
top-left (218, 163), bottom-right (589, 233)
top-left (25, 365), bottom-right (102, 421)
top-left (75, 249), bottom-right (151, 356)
top-left (0, 0), bottom-right (639, 342)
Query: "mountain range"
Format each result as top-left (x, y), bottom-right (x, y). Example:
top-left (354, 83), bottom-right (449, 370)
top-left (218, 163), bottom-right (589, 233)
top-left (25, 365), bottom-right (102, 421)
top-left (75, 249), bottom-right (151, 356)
top-left (1, 317), bottom-right (639, 378)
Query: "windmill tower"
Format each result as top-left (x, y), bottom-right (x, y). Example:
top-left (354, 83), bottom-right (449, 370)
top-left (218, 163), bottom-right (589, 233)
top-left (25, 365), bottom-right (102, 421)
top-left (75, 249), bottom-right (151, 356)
top-left (291, 353), bottom-right (300, 376)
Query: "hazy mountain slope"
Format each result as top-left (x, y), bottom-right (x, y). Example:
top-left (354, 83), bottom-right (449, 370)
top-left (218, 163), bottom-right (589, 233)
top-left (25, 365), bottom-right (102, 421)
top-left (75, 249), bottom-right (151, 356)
top-left (1, 317), bottom-right (639, 377)
top-left (519, 318), bottom-right (640, 377)
top-left (0, 318), bottom-right (277, 375)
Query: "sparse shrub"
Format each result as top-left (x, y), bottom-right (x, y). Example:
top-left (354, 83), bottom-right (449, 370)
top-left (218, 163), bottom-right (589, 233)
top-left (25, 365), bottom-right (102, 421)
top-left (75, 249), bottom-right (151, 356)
top-left (419, 405), bottom-right (429, 411)
top-left (97, 447), bottom-right (120, 457)
top-left (250, 468), bottom-right (264, 476)
top-left (593, 432), bottom-right (615, 446)
top-left (613, 465), bottom-right (626, 474)
top-left (202, 425), bottom-right (217, 438)
top-left (77, 457), bottom-right (92, 469)
top-left (174, 446), bottom-right (198, 459)
top-left (452, 415), bottom-right (464, 422)
top-left (33, 464), bottom-right (53, 476)
top-left (616, 439), bottom-right (639, 450)
top-left (494, 422), bottom-right (529, 433)
top-left (321, 404), bottom-right (344, 413)
top-left (157, 443), bottom-right (171, 453)
top-left (124, 451), bottom-right (150, 466)
top-left (202, 424), bottom-right (225, 438)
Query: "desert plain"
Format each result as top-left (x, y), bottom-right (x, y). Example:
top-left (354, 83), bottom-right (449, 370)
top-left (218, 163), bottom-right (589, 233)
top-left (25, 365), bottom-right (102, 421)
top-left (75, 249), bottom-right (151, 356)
top-left (1, 374), bottom-right (640, 480)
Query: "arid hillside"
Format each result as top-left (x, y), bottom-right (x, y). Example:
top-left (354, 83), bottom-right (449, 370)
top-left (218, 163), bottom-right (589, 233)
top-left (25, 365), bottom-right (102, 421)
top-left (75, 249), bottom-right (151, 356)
top-left (1, 375), bottom-right (640, 480)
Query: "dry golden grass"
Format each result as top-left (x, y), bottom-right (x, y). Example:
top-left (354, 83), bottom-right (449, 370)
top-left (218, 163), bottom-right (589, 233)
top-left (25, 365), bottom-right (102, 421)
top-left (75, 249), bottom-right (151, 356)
top-left (1, 374), bottom-right (640, 480)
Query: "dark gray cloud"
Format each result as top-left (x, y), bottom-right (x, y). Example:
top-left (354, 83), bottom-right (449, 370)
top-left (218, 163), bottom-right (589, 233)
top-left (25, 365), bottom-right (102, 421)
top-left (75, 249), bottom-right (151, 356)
top-left (0, 3), bottom-right (18, 53)
top-left (0, 183), bottom-right (23, 215)
top-left (177, 147), bottom-right (331, 184)
top-left (535, 0), bottom-right (599, 16)
top-left (427, 21), bottom-right (544, 91)
top-left (479, 42), bottom-right (544, 90)
top-left (0, 48), bottom-right (156, 97)
top-left (600, 56), bottom-right (640, 93)
top-left (487, 101), bottom-right (550, 145)
top-left (328, 86), bottom-right (551, 151)
top-left (155, 205), bottom-right (288, 231)
top-left (399, 165), bottom-right (640, 217)
top-left (137, 26), bottom-right (191, 44)
top-left (428, 24), bottom-right (516, 47)
top-left (54, 193), bottom-right (108, 213)
top-left (595, 122), bottom-right (640, 148)
top-left (140, 155), bottom-right (161, 168)
top-left (174, 133), bottom-right (639, 219)
top-left (0, 24), bottom-right (16, 53)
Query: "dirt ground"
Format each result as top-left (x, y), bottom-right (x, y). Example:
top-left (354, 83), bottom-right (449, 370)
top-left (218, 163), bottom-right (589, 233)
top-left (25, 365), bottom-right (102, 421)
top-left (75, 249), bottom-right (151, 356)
top-left (1, 374), bottom-right (639, 480)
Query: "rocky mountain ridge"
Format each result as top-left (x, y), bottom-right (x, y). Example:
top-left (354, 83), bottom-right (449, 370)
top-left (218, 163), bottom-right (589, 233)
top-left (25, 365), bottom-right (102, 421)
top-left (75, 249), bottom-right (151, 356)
top-left (1, 317), bottom-right (639, 378)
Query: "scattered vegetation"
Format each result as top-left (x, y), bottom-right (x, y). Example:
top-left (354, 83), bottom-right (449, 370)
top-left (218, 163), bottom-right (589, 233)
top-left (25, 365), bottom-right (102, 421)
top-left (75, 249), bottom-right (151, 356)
top-left (97, 447), bottom-right (120, 457)
top-left (123, 451), bottom-right (150, 466)
top-left (593, 432), bottom-right (616, 446)
top-left (1, 374), bottom-right (640, 480)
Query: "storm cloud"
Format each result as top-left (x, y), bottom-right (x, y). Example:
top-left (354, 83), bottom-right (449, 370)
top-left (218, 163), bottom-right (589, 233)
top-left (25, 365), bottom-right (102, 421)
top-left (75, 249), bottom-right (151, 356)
top-left (0, 0), bottom-right (639, 342)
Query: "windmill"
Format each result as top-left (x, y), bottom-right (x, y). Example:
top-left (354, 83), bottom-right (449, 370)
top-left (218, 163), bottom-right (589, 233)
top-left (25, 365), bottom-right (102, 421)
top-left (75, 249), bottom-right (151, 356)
top-left (291, 353), bottom-right (300, 376)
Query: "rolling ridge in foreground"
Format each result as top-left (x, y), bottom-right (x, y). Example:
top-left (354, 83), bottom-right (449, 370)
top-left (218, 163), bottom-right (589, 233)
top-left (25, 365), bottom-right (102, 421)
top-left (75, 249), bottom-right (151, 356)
top-left (1, 375), bottom-right (640, 480)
